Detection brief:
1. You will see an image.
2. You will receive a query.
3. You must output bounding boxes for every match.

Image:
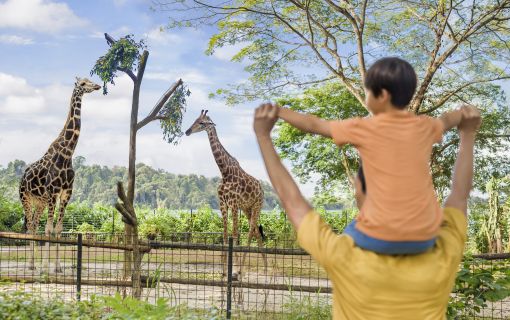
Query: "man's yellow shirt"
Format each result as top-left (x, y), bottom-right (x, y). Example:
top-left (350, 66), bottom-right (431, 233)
top-left (297, 207), bottom-right (467, 320)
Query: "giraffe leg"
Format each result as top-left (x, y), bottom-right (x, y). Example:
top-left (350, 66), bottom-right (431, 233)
top-left (218, 198), bottom-right (228, 308)
top-left (54, 189), bottom-right (72, 273)
top-left (42, 198), bottom-right (57, 274)
top-left (21, 197), bottom-right (37, 270)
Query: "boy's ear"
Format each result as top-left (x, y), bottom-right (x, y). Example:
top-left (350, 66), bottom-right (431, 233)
top-left (380, 89), bottom-right (391, 103)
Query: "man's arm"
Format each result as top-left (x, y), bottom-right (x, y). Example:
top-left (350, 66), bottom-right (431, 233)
top-left (254, 104), bottom-right (312, 229)
top-left (278, 106), bottom-right (332, 138)
top-left (444, 106), bottom-right (481, 215)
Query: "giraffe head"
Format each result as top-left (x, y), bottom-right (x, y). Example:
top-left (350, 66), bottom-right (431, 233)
top-left (185, 109), bottom-right (216, 136)
top-left (74, 77), bottom-right (101, 94)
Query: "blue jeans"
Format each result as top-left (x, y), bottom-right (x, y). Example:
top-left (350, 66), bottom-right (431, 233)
top-left (344, 221), bottom-right (436, 255)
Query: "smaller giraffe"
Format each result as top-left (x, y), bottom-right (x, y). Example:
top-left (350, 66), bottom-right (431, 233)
top-left (185, 110), bottom-right (267, 281)
top-left (20, 77), bottom-right (101, 273)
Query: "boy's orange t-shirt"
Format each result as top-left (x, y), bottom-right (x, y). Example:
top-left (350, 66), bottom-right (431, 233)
top-left (330, 111), bottom-right (444, 241)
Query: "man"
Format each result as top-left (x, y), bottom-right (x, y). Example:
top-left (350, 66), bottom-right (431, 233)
top-left (253, 103), bottom-right (480, 319)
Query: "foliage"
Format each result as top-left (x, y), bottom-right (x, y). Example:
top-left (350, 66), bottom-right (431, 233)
top-left (0, 158), bottom-right (280, 210)
top-left (273, 82), bottom-right (510, 199)
top-left (0, 290), bottom-right (103, 319)
top-left (274, 83), bottom-right (367, 197)
top-left (0, 290), bottom-right (221, 320)
top-left (448, 258), bottom-right (510, 319)
top-left (90, 34), bottom-right (146, 95)
top-left (160, 84), bottom-right (191, 145)
top-left (280, 293), bottom-right (331, 319)
top-left (160, 0), bottom-right (510, 112)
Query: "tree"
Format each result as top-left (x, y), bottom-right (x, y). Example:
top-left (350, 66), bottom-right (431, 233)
top-left (156, 1), bottom-right (509, 108)
top-left (481, 176), bottom-right (509, 253)
top-left (91, 33), bottom-right (190, 298)
top-left (275, 82), bottom-right (510, 199)
top-left (155, 0), bottom-right (510, 197)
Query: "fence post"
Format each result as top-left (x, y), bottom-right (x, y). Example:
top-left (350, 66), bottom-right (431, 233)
top-left (76, 233), bottom-right (83, 301)
top-left (226, 236), bottom-right (233, 319)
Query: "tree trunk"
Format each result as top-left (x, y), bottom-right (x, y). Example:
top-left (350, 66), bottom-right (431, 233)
top-left (123, 51), bottom-right (148, 299)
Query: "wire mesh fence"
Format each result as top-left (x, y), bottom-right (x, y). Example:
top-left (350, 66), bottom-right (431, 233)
top-left (0, 231), bottom-right (508, 319)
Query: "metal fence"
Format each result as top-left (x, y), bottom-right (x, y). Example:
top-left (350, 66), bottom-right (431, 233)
top-left (0, 231), bottom-right (508, 319)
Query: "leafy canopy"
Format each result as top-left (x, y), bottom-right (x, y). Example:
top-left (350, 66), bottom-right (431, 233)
top-left (160, 84), bottom-right (191, 144)
top-left (274, 82), bottom-right (510, 200)
top-left (90, 34), bottom-right (146, 95)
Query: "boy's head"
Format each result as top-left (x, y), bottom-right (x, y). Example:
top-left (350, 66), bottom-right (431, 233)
top-left (364, 57), bottom-right (417, 114)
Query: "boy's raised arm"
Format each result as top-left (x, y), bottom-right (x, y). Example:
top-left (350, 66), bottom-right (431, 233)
top-left (278, 105), bottom-right (332, 138)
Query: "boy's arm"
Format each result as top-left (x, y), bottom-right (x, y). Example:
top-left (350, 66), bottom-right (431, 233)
top-left (278, 106), bottom-right (332, 138)
top-left (254, 104), bottom-right (312, 229)
top-left (439, 108), bottom-right (463, 133)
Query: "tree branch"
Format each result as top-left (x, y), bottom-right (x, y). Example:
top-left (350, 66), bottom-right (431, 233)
top-left (136, 79), bottom-right (184, 131)
top-left (419, 75), bottom-right (510, 114)
top-left (104, 33), bottom-right (138, 82)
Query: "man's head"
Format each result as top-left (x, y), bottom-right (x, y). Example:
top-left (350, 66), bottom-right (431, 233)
top-left (364, 57), bottom-right (417, 114)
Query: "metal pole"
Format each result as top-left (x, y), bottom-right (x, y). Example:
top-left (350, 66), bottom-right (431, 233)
top-left (226, 236), bottom-right (233, 319)
top-left (77, 233), bottom-right (83, 301)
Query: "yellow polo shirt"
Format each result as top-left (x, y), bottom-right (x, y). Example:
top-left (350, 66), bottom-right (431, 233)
top-left (297, 207), bottom-right (467, 320)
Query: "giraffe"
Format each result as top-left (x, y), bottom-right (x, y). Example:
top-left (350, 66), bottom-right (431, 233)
top-left (185, 110), bottom-right (267, 281)
top-left (19, 77), bottom-right (101, 273)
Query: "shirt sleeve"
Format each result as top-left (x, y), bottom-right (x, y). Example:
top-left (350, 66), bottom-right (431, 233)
top-left (329, 118), bottom-right (363, 146)
top-left (297, 211), bottom-right (351, 269)
top-left (422, 116), bottom-right (444, 144)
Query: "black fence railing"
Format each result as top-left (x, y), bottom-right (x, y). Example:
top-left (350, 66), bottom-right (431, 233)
top-left (0, 231), bottom-right (508, 319)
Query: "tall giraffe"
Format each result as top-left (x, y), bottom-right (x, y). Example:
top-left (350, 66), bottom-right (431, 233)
top-left (19, 77), bottom-right (101, 272)
top-left (185, 110), bottom-right (266, 279)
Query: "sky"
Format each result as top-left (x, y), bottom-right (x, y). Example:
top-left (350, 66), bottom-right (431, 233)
top-left (0, 0), bottom-right (319, 197)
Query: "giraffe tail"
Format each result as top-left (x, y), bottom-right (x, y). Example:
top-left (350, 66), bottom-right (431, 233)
top-left (258, 224), bottom-right (266, 242)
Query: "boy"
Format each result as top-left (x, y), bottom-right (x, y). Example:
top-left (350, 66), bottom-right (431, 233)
top-left (276, 57), bottom-right (465, 254)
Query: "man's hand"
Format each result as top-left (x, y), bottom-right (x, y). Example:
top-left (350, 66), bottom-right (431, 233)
top-left (458, 105), bottom-right (481, 133)
top-left (254, 103), bottom-right (279, 138)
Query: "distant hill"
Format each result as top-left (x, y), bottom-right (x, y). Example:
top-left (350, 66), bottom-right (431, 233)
top-left (0, 157), bottom-right (280, 210)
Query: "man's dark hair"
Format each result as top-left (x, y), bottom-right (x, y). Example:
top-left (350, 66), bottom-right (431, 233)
top-left (364, 57), bottom-right (417, 109)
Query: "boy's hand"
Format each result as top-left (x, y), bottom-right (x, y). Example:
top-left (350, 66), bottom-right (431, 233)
top-left (458, 105), bottom-right (481, 133)
top-left (254, 103), bottom-right (279, 137)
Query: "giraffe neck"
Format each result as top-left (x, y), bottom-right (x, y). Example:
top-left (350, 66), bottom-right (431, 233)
top-left (206, 126), bottom-right (239, 177)
top-left (47, 87), bottom-right (84, 159)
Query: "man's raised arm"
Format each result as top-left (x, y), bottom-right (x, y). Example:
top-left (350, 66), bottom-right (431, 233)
top-left (444, 106), bottom-right (481, 215)
top-left (254, 103), bottom-right (312, 229)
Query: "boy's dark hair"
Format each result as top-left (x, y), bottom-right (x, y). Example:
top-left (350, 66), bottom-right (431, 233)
top-left (364, 57), bottom-right (417, 109)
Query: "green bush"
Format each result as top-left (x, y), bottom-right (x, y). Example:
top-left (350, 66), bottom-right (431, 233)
top-left (448, 258), bottom-right (510, 319)
top-left (0, 290), bottom-right (221, 320)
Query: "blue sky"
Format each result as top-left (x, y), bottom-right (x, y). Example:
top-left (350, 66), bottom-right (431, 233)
top-left (0, 0), bottom-right (320, 196)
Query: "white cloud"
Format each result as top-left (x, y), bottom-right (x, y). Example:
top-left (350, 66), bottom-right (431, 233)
top-left (0, 0), bottom-right (87, 33)
top-left (212, 42), bottom-right (250, 61)
top-left (146, 70), bottom-right (212, 85)
top-left (0, 73), bottom-right (35, 96)
top-left (0, 34), bottom-right (33, 45)
top-left (144, 27), bottom-right (182, 46)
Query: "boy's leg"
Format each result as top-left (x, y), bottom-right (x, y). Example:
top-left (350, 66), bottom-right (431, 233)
top-left (444, 106), bottom-right (480, 215)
